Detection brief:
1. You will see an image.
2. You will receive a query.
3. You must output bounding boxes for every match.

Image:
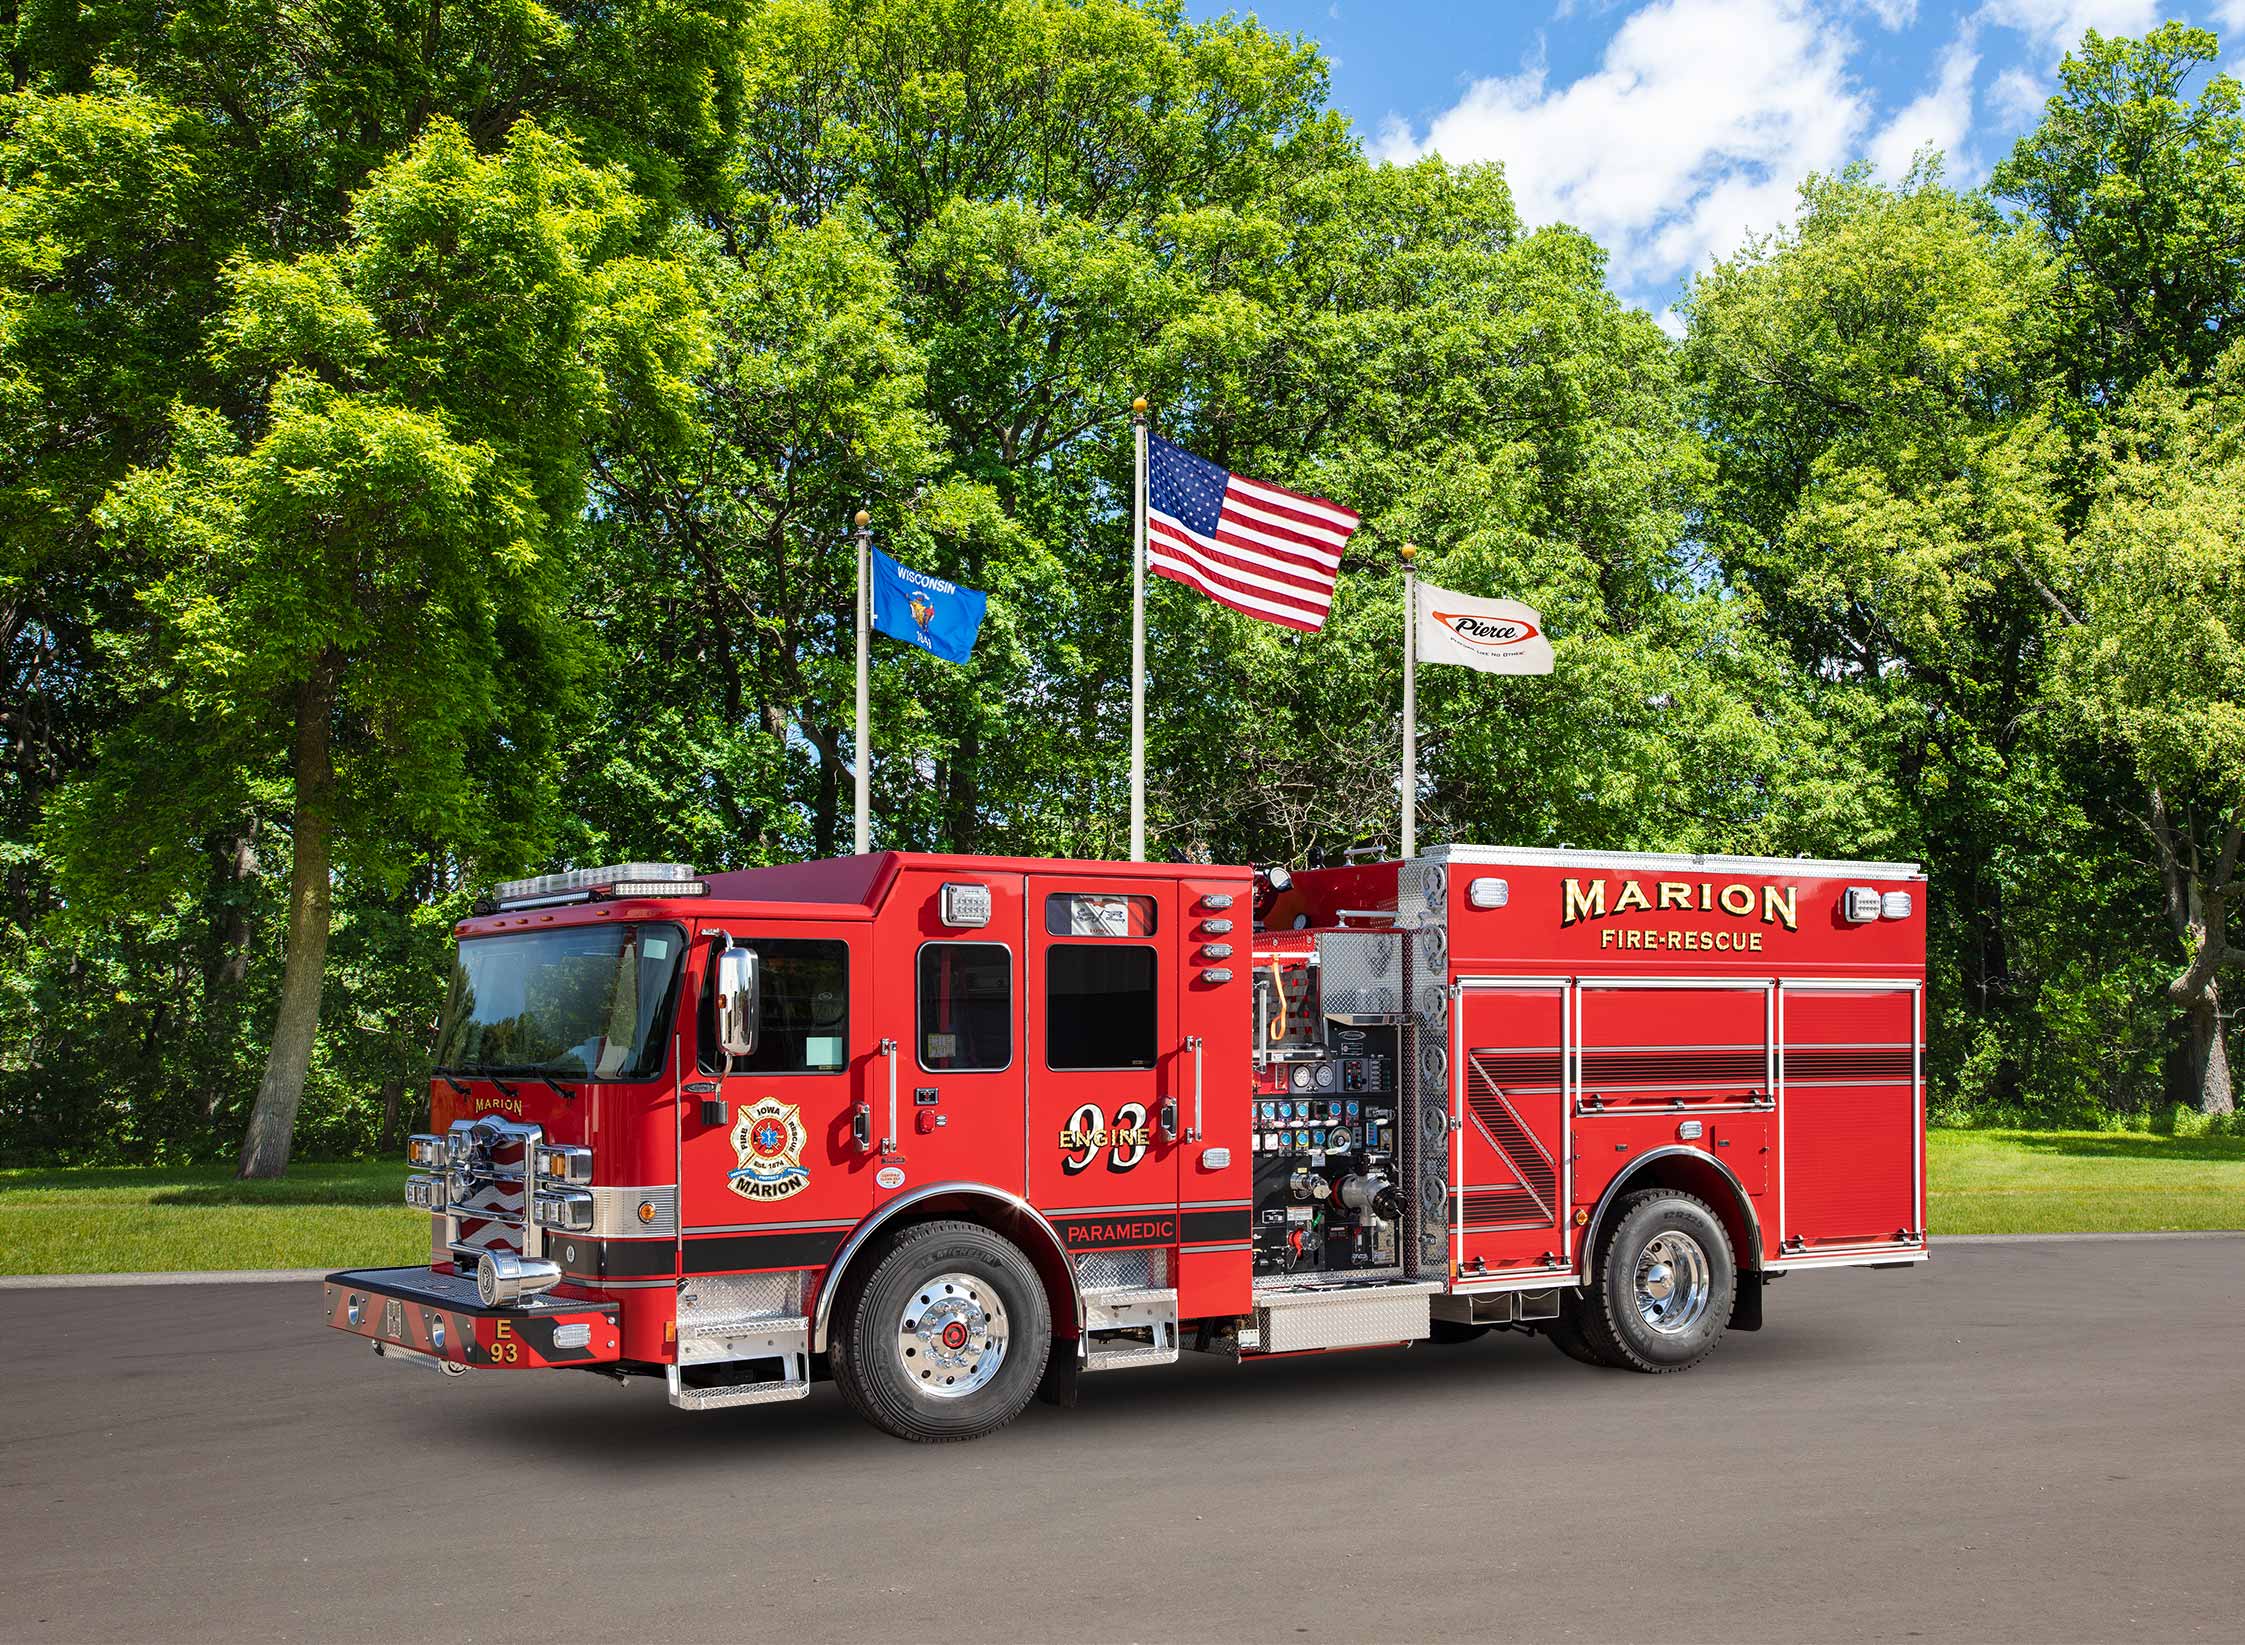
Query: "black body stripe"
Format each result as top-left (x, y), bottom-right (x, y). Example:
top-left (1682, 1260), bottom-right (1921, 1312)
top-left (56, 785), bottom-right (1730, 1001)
top-left (550, 1237), bottom-right (679, 1281)
top-left (1180, 1208), bottom-right (1249, 1244)
top-left (685, 1227), bottom-right (845, 1273)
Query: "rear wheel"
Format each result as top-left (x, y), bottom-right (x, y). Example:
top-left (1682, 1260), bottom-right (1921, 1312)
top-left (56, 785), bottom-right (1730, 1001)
top-left (1578, 1191), bottom-right (1735, 1374)
top-left (1544, 1292), bottom-right (1618, 1367)
top-left (829, 1220), bottom-right (1051, 1442)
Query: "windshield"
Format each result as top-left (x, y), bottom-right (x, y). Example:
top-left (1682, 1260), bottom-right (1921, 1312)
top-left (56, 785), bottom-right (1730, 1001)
top-left (435, 923), bottom-right (686, 1080)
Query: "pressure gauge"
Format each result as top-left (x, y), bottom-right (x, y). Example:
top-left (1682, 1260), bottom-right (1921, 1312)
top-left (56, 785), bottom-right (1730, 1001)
top-left (1314, 1063), bottom-right (1336, 1090)
top-left (1291, 1065), bottom-right (1313, 1090)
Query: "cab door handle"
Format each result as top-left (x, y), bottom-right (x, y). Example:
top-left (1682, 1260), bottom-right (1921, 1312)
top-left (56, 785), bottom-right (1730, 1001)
top-left (1183, 1035), bottom-right (1204, 1142)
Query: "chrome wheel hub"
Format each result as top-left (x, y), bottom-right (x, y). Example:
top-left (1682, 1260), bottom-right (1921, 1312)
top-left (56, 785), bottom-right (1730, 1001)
top-left (898, 1271), bottom-right (1008, 1398)
top-left (1634, 1231), bottom-right (1712, 1334)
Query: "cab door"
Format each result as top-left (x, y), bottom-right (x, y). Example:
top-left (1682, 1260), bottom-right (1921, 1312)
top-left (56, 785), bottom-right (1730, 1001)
top-left (875, 866), bottom-right (1027, 1203)
top-left (677, 925), bottom-right (871, 1275)
top-left (1026, 876), bottom-right (1183, 1264)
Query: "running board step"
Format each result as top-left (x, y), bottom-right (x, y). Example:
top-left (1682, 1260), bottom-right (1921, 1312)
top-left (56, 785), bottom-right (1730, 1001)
top-left (1081, 1285), bottom-right (1180, 1374)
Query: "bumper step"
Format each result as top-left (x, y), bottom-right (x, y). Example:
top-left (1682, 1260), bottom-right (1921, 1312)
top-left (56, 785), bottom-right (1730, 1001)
top-left (669, 1313), bottom-right (811, 1410)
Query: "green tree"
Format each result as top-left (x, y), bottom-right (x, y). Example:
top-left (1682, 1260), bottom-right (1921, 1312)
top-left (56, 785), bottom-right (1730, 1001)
top-left (1993, 24), bottom-right (2245, 423)
top-left (51, 120), bottom-right (702, 1175)
top-left (2044, 347), bottom-right (2245, 1113)
top-left (1680, 166), bottom-right (2169, 1119)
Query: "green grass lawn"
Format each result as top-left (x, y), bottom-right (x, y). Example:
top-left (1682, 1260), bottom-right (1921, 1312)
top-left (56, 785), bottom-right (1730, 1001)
top-left (1, 1130), bottom-right (2239, 1275)
top-left (1926, 1128), bottom-right (2245, 1235)
top-left (0, 1160), bottom-right (425, 1275)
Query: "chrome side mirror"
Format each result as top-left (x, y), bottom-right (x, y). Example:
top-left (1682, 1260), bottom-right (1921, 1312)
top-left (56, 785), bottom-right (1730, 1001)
top-left (715, 946), bottom-right (760, 1059)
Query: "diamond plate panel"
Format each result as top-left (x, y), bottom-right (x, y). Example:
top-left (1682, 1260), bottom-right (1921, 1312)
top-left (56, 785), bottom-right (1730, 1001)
top-left (1254, 1283), bottom-right (1439, 1352)
top-left (1074, 1249), bottom-right (1157, 1292)
top-left (1316, 931), bottom-right (1404, 1020)
top-left (678, 1270), bottom-right (807, 1325)
top-left (1406, 923), bottom-right (1453, 1274)
top-left (1395, 859), bottom-right (1447, 929)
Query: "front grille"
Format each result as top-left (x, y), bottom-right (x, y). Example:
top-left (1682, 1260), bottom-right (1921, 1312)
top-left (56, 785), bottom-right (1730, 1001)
top-left (441, 1119), bottom-right (544, 1265)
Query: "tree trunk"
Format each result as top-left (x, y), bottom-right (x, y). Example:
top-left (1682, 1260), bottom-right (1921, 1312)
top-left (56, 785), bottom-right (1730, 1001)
top-left (377, 1075), bottom-right (406, 1153)
top-left (813, 722), bottom-right (840, 858)
top-left (2182, 986), bottom-right (2235, 1117)
top-left (237, 659), bottom-right (340, 1180)
top-left (947, 719), bottom-right (979, 852)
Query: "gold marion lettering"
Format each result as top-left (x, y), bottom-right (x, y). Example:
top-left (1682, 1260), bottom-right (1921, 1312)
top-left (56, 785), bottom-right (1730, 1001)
top-left (1562, 879), bottom-right (1606, 925)
top-left (1562, 876), bottom-right (1800, 934)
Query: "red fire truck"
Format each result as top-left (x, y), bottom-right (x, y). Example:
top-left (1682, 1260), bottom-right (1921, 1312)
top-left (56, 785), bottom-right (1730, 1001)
top-left (324, 845), bottom-right (1927, 1441)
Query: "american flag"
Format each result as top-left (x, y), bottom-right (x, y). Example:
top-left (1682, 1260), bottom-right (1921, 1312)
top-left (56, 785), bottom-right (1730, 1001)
top-left (1146, 435), bottom-right (1360, 633)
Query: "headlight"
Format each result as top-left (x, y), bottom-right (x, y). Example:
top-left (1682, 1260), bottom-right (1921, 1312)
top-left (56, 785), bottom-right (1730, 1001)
top-left (404, 1175), bottom-right (446, 1211)
top-left (534, 1144), bottom-right (593, 1184)
top-left (406, 1134), bottom-right (445, 1168)
top-left (533, 1189), bottom-right (595, 1233)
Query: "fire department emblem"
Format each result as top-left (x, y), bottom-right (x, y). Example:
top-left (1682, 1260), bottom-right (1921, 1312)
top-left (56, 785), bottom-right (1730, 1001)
top-left (728, 1098), bottom-right (809, 1201)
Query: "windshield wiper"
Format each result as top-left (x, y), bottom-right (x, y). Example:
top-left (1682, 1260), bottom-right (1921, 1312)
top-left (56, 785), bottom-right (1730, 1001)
top-left (534, 1074), bottom-right (577, 1103)
top-left (433, 1063), bottom-right (520, 1099)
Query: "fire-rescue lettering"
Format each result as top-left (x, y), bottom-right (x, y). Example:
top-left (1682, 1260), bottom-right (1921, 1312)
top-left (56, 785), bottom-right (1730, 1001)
top-left (1560, 878), bottom-right (1798, 932)
top-left (1601, 928), bottom-right (1763, 950)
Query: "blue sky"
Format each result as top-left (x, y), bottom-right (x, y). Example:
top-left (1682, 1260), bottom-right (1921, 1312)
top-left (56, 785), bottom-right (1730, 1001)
top-left (1188, 2), bottom-right (2244, 320)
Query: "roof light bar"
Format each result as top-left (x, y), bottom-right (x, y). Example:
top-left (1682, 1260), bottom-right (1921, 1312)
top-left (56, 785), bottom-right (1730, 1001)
top-left (488, 862), bottom-right (700, 911)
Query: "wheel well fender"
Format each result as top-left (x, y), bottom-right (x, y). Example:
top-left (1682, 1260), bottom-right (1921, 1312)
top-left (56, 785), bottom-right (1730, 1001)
top-left (809, 1182), bottom-right (1082, 1354)
top-left (1576, 1147), bottom-right (1763, 1286)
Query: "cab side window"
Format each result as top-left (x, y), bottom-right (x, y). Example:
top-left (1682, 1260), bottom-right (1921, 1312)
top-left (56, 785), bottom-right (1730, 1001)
top-left (699, 938), bottom-right (849, 1074)
top-left (918, 943), bottom-right (1013, 1072)
top-left (1045, 945), bottom-right (1157, 1070)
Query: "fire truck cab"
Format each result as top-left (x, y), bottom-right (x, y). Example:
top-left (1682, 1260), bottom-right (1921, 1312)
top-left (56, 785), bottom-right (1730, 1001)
top-left (325, 845), bottom-right (1928, 1441)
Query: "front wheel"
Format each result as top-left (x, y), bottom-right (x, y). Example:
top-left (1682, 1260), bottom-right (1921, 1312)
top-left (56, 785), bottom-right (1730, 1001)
top-left (1578, 1191), bottom-right (1735, 1374)
top-left (829, 1219), bottom-right (1051, 1442)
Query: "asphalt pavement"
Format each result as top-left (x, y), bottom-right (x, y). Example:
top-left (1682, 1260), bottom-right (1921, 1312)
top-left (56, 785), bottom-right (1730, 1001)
top-left (3, 1236), bottom-right (2240, 1643)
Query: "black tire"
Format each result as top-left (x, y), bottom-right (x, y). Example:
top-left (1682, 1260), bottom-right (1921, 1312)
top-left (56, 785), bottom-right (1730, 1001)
top-left (1428, 1318), bottom-right (1491, 1345)
top-left (829, 1219), bottom-right (1052, 1442)
top-left (1544, 1292), bottom-right (1619, 1367)
top-left (1577, 1190), bottom-right (1735, 1374)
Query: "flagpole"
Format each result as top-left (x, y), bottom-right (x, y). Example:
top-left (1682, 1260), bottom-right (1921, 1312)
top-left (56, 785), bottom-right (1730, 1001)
top-left (1130, 396), bottom-right (1148, 862)
top-left (854, 508), bottom-right (871, 855)
top-left (1401, 541), bottom-right (1418, 861)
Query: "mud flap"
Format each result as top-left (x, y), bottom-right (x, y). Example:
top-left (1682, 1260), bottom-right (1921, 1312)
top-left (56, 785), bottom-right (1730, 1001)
top-left (1037, 1341), bottom-right (1082, 1408)
top-left (1728, 1268), bottom-right (1764, 1333)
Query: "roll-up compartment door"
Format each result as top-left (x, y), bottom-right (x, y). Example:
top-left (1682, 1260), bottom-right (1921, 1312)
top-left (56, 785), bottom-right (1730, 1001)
top-left (1781, 986), bottom-right (1920, 1247)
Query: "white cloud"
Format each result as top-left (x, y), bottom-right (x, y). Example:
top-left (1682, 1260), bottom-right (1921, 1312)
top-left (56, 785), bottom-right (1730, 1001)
top-left (1859, 0), bottom-right (1918, 27)
top-left (1868, 31), bottom-right (1981, 180)
top-left (1988, 63), bottom-right (2047, 126)
top-left (1977, 1), bottom-right (2156, 55)
top-left (2215, 1), bottom-right (2245, 33)
top-left (1374, 0), bottom-right (1871, 295)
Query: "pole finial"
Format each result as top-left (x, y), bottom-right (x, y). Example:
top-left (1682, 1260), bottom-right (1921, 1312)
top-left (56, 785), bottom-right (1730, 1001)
top-left (1132, 397), bottom-right (1148, 415)
top-left (1400, 541), bottom-right (1418, 562)
top-left (854, 509), bottom-right (870, 529)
